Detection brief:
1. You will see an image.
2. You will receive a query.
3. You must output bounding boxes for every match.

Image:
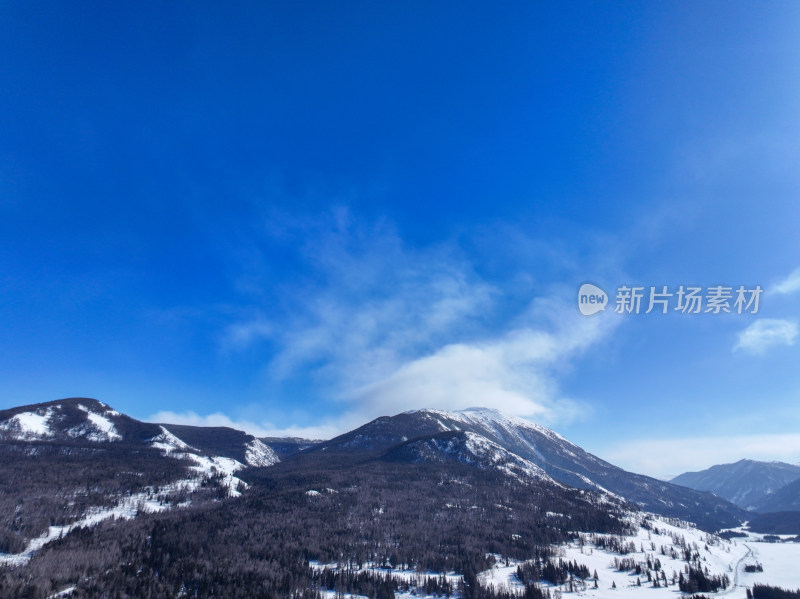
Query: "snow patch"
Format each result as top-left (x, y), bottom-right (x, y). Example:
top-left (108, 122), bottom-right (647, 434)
top-left (0, 408), bottom-right (55, 439)
top-left (150, 426), bottom-right (194, 454)
top-left (75, 404), bottom-right (122, 441)
top-left (244, 438), bottom-right (279, 467)
top-left (0, 476), bottom-right (207, 567)
top-left (149, 427), bottom-right (247, 497)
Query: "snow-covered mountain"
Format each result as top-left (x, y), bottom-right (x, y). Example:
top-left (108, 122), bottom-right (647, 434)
top-left (671, 459), bottom-right (800, 511)
top-left (0, 398), bottom-right (125, 443)
top-left (1, 400), bottom-right (747, 541)
top-left (0, 397), bottom-right (279, 468)
top-left (315, 407), bottom-right (748, 530)
top-left (154, 422), bottom-right (279, 468)
top-left (382, 429), bottom-right (551, 483)
top-left (0, 398), bottom-right (285, 564)
top-left (1, 399), bottom-right (792, 597)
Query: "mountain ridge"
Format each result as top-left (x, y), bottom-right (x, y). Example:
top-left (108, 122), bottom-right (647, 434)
top-left (312, 406), bottom-right (747, 530)
top-left (671, 459), bottom-right (800, 511)
top-left (0, 399), bottom-right (748, 535)
top-left (0, 397), bottom-right (279, 468)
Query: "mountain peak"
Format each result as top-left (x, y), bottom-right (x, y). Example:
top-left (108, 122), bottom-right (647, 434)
top-left (403, 406), bottom-right (569, 445)
top-left (460, 406), bottom-right (502, 415)
top-left (0, 397), bottom-right (125, 442)
top-left (315, 405), bottom-right (746, 530)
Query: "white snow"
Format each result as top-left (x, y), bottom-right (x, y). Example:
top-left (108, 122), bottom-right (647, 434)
top-left (0, 408), bottom-right (55, 439)
top-left (311, 561), bottom-right (462, 587)
top-left (310, 513), bottom-right (800, 599)
top-left (0, 476), bottom-right (205, 567)
top-left (75, 404), bottom-right (122, 441)
top-left (244, 438), bottom-right (279, 467)
top-left (150, 426), bottom-right (194, 454)
top-left (149, 426), bottom-right (248, 497)
top-left (461, 431), bottom-right (552, 482)
top-left (740, 539), bottom-right (800, 591)
top-left (0, 420), bottom-right (264, 568)
top-left (0, 406), bottom-right (278, 568)
top-left (479, 557), bottom-right (527, 595)
top-left (412, 407), bottom-right (572, 446)
top-left (717, 527), bottom-right (800, 592)
top-left (94, 401), bottom-right (120, 417)
top-left (185, 453), bottom-right (246, 497)
top-left (0, 403), bottom-right (124, 442)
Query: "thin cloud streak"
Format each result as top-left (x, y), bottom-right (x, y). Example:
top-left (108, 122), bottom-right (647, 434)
top-left (214, 212), bottom-right (625, 438)
top-left (773, 267), bottom-right (800, 295)
top-left (148, 409), bottom-right (346, 441)
top-left (225, 216), bottom-right (497, 392)
top-left (734, 318), bottom-right (798, 355)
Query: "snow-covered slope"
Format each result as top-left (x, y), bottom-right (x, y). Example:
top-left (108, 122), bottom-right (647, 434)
top-left (147, 426), bottom-right (277, 496)
top-left (244, 438), bottom-right (280, 467)
top-left (315, 407), bottom-right (747, 530)
top-left (0, 399), bottom-right (125, 443)
top-left (0, 397), bottom-right (280, 468)
top-left (0, 398), bottom-right (285, 565)
top-left (158, 422), bottom-right (280, 467)
top-left (0, 407), bottom-right (56, 440)
top-left (311, 511), bottom-right (800, 599)
top-left (383, 429), bottom-right (552, 483)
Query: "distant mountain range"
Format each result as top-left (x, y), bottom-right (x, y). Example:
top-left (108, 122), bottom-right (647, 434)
top-left (671, 459), bottom-right (800, 513)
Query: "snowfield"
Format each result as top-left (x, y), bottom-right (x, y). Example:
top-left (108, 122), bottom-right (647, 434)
top-left (719, 527), bottom-right (800, 593)
top-left (740, 540), bottom-right (800, 591)
top-left (414, 407), bottom-right (573, 446)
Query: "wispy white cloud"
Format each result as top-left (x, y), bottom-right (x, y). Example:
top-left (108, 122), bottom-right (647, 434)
top-left (352, 308), bottom-right (616, 424)
top-left (224, 215), bottom-right (496, 385)
top-left (155, 305), bottom-right (617, 439)
top-left (148, 409), bottom-right (345, 441)
top-left (604, 433), bottom-right (800, 480)
top-left (214, 210), bottom-right (622, 434)
top-left (734, 318), bottom-right (798, 354)
top-left (773, 267), bottom-right (800, 295)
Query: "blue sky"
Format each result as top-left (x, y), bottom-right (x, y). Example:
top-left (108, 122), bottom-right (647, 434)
top-left (2, 1), bottom-right (800, 477)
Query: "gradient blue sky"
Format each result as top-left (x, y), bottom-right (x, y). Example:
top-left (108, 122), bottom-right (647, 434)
top-left (2, 2), bottom-right (800, 477)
